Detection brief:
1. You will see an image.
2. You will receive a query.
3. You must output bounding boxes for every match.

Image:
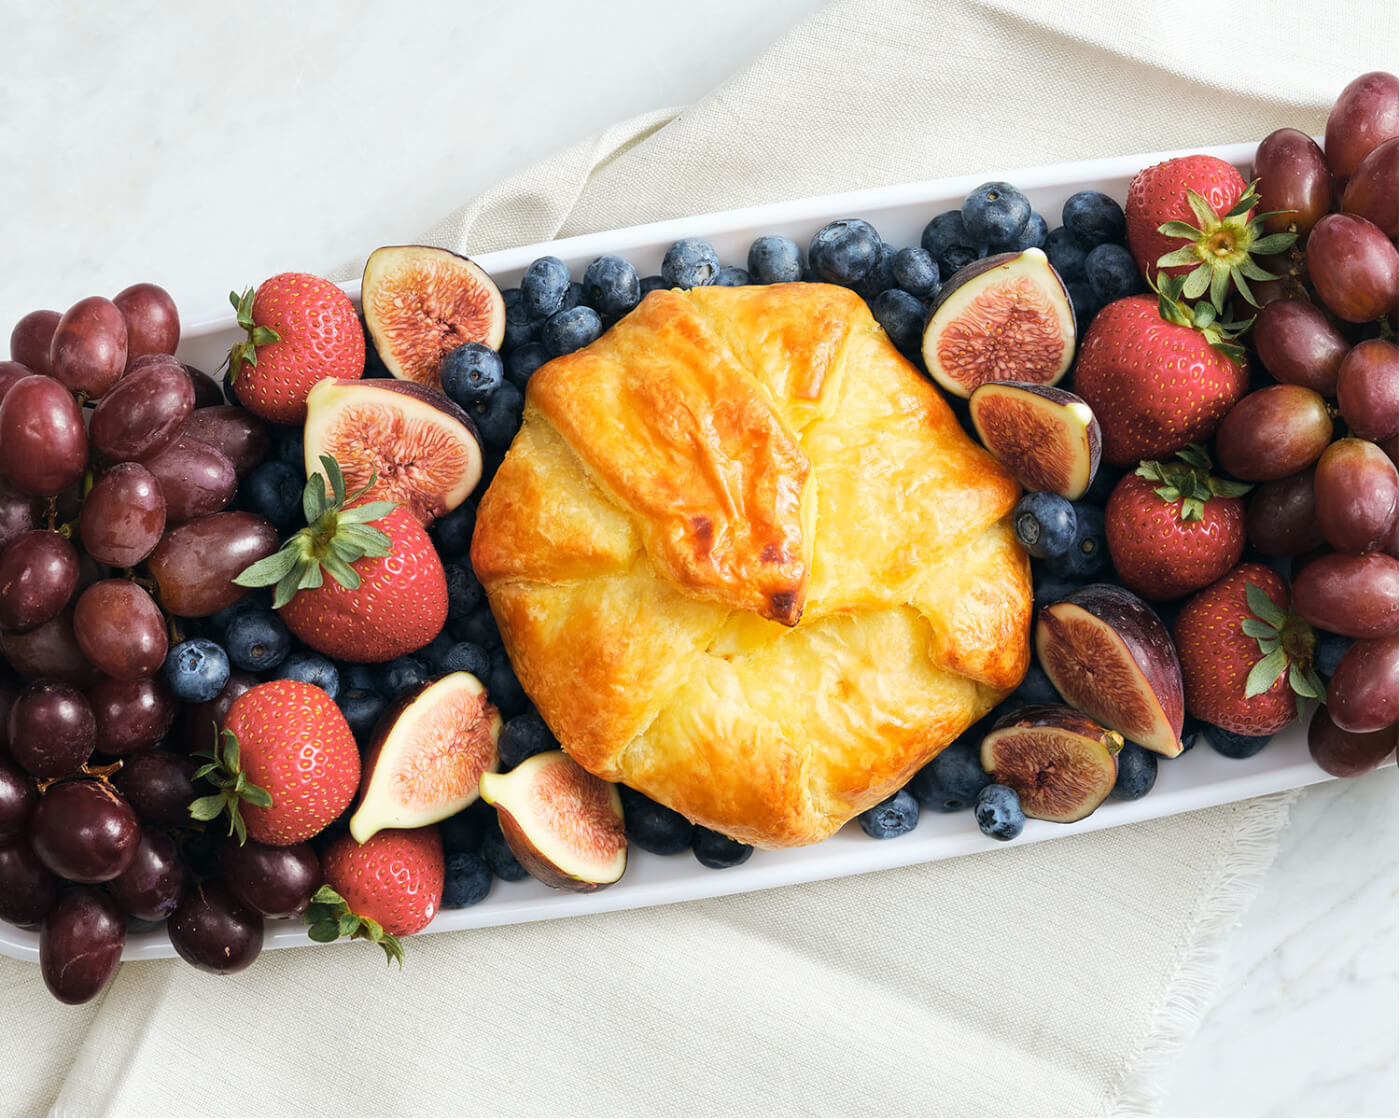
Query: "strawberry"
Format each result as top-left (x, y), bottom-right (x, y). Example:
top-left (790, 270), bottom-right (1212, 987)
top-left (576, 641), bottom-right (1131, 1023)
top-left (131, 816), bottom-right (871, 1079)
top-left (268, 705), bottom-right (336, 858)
top-left (191, 679), bottom-right (360, 846)
top-left (1125, 155), bottom-right (1296, 313)
top-left (308, 827), bottom-right (445, 963)
top-left (1105, 445), bottom-right (1250, 601)
top-left (1072, 276), bottom-right (1250, 466)
top-left (1171, 562), bottom-right (1324, 736)
top-left (235, 455), bottom-right (448, 663)
top-left (227, 272), bottom-right (365, 424)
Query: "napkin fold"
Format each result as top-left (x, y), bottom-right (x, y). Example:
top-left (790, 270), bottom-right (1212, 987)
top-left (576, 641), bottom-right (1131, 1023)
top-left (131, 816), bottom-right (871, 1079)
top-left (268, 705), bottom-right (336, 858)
top-left (4, 0), bottom-right (1396, 1115)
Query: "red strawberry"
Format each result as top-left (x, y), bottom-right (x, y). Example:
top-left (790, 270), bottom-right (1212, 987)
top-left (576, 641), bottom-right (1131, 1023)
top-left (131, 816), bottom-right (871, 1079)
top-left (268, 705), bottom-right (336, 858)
top-left (1172, 562), bottom-right (1324, 735)
top-left (235, 456), bottom-right (448, 662)
top-left (1105, 445), bottom-right (1250, 601)
top-left (1073, 282), bottom-right (1249, 466)
top-left (193, 678), bottom-right (360, 846)
top-left (228, 273), bottom-right (365, 424)
top-left (313, 827), bottom-right (444, 962)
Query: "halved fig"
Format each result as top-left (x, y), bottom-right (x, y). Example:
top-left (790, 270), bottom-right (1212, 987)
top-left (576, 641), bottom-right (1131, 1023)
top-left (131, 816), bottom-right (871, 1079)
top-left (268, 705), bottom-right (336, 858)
top-left (980, 703), bottom-right (1121, 823)
top-left (304, 378), bottom-right (483, 525)
top-left (349, 672), bottom-right (501, 843)
top-left (478, 750), bottom-right (626, 892)
top-left (1036, 584), bottom-right (1185, 757)
top-left (969, 381), bottom-right (1101, 498)
top-left (361, 246), bottom-right (506, 390)
top-left (921, 247), bottom-right (1076, 398)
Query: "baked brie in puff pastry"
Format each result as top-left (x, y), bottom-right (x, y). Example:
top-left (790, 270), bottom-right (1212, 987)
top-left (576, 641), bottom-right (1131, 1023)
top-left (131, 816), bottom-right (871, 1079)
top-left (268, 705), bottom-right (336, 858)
top-left (471, 282), bottom-right (1031, 847)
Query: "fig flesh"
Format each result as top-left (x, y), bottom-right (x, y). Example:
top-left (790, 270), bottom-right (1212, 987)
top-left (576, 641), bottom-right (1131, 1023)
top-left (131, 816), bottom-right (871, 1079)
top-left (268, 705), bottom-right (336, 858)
top-left (303, 378), bottom-right (483, 526)
top-left (478, 750), bottom-right (626, 892)
top-left (921, 247), bottom-right (1076, 398)
top-left (1035, 583), bottom-right (1185, 757)
top-left (349, 671), bottom-right (501, 844)
top-left (362, 246), bottom-right (506, 390)
top-left (980, 703), bottom-right (1121, 823)
top-left (969, 381), bottom-right (1101, 498)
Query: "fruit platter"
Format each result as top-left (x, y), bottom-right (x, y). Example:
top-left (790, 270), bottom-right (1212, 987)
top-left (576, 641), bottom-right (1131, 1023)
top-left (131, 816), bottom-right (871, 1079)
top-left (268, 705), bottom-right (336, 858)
top-left (0, 72), bottom-right (1395, 1004)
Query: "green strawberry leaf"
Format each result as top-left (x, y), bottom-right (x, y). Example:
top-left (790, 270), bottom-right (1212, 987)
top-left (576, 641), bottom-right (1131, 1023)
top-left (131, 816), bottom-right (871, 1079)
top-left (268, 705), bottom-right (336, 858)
top-left (188, 794), bottom-right (227, 822)
top-left (301, 886), bottom-right (406, 967)
top-left (186, 728), bottom-right (271, 846)
top-left (1182, 264), bottom-right (1212, 301)
top-left (233, 547), bottom-right (300, 588)
top-left (1245, 581), bottom-right (1287, 628)
top-left (1244, 647), bottom-right (1289, 698)
top-left (307, 921), bottom-right (341, 944)
top-left (1251, 232), bottom-right (1299, 255)
top-left (1289, 661), bottom-right (1325, 700)
top-left (1158, 221), bottom-right (1205, 241)
top-left (1241, 618), bottom-right (1277, 641)
top-left (1186, 188), bottom-right (1219, 230)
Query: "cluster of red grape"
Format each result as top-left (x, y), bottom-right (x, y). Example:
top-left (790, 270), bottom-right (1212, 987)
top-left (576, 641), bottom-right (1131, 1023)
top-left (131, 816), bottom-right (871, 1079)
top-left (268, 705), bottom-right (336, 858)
top-left (1241, 72), bottom-right (1398, 777)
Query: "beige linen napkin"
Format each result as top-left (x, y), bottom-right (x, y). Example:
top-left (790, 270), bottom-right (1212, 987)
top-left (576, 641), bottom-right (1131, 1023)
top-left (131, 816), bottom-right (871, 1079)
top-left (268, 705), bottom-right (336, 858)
top-left (4, 1), bottom-right (1396, 1115)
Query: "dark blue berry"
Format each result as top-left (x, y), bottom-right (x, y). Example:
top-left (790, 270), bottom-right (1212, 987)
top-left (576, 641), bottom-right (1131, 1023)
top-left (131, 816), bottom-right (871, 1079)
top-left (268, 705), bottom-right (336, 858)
top-left (747, 236), bottom-right (804, 284)
top-left (619, 785), bottom-right (694, 855)
top-left (661, 238), bottom-right (719, 289)
top-left (557, 281), bottom-right (585, 314)
top-left (273, 425), bottom-right (304, 467)
top-left (906, 740), bottom-right (989, 812)
top-left (1080, 463), bottom-right (1123, 508)
top-left (483, 821), bottom-right (530, 881)
top-left (504, 340), bottom-right (550, 391)
top-left (439, 342), bottom-right (504, 408)
top-left (222, 367), bottom-right (242, 407)
top-left (520, 256), bottom-right (572, 320)
top-left (639, 274), bottom-right (668, 296)
top-left (996, 211), bottom-right (1048, 252)
top-left (891, 247), bottom-right (940, 299)
top-left (1112, 743), bottom-right (1159, 800)
top-left (1043, 503), bottom-right (1108, 581)
top-left (858, 789), bottom-right (919, 838)
top-left (974, 784), bottom-right (1025, 841)
top-left (337, 687), bottom-right (386, 743)
top-left (1033, 573), bottom-right (1081, 613)
top-left (1062, 191), bottom-right (1127, 248)
top-left (1044, 226), bottom-right (1089, 282)
top-left (497, 711), bottom-right (558, 770)
top-left (161, 638), bottom-right (230, 703)
top-left (277, 651), bottom-right (340, 699)
top-left (1084, 243), bottom-right (1145, 305)
top-left (942, 243), bottom-right (981, 277)
top-left (692, 827), bottom-right (754, 868)
top-left (713, 266), bottom-right (750, 287)
top-left (487, 646), bottom-right (528, 717)
top-left (962, 182), bottom-right (1032, 249)
top-left (208, 593), bottom-right (266, 637)
top-left (243, 460), bottom-right (304, 530)
top-left (1205, 724), bottom-right (1272, 759)
top-left (854, 243), bottom-right (897, 301)
top-left (439, 800), bottom-right (492, 855)
top-left (808, 218), bottom-right (882, 287)
top-left (434, 641), bottom-right (491, 680)
top-left (1013, 492), bottom-right (1078, 559)
top-left (870, 289), bottom-right (925, 353)
top-left (224, 610), bottom-right (290, 673)
top-left (500, 292), bottom-right (538, 352)
top-left (377, 655), bottom-right (428, 699)
top-left (921, 210), bottom-right (982, 277)
top-left (431, 502), bottom-right (476, 559)
top-left (1315, 630), bottom-right (1353, 679)
top-left (471, 379), bottom-right (524, 451)
top-left (339, 663), bottom-right (378, 694)
top-left (1013, 661), bottom-right (1061, 706)
top-left (1179, 714), bottom-right (1204, 752)
top-left (541, 306), bottom-right (603, 356)
top-left (582, 255), bottom-right (641, 321)
top-left (1066, 281), bottom-right (1099, 327)
top-left (442, 851), bottom-right (493, 908)
top-left (443, 563), bottom-right (483, 620)
top-left (452, 607), bottom-right (501, 650)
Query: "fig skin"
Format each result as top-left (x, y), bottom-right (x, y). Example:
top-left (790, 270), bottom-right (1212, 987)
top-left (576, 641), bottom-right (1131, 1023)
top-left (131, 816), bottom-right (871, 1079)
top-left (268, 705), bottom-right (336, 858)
top-left (1035, 583), bottom-right (1184, 757)
top-left (981, 703), bottom-right (1121, 823)
top-left (969, 380), bottom-right (1101, 499)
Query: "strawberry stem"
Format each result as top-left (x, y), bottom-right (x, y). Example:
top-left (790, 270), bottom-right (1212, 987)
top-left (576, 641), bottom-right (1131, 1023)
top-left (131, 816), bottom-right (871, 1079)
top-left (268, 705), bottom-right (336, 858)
top-left (303, 885), bottom-right (405, 967)
top-left (189, 728), bottom-right (273, 845)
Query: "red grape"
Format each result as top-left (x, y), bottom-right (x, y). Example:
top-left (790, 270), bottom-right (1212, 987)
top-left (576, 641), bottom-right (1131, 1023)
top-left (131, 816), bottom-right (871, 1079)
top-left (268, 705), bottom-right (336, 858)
top-left (0, 374), bottom-right (89, 497)
top-left (112, 282), bottom-right (180, 364)
top-left (107, 827), bottom-right (187, 921)
top-left (7, 681), bottom-right (96, 780)
top-left (40, 885), bottom-right (125, 1004)
top-left (0, 837), bottom-right (58, 925)
top-left (1292, 551), bottom-right (1398, 638)
top-left (89, 354), bottom-right (194, 464)
top-left (1250, 298), bottom-right (1350, 397)
top-left (142, 435), bottom-right (237, 523)
top-left (1213, 384), bottom-right (1334, 481)
top-left (1252, 128), bottom-right (1332, 236)
top-left (1313, 438), bottom-right (1399, 554)
top-left (0, 480), bottom-right (40, 554)
top-left (0, 606), bottom-right (97, 684)
top-left (30, 779), bottom-right (140, 882)
top-left (1306, 212), bottom-right (1399, 324)
top-left (89, 674), bottom-right (177, 757)
top-left (183, 364), bottom-right (225, 409)
top-left (220, 837), bottom-right (321, 918)
top-left (1308, 705), bottom-right (1397, 777)
top-left (111, 749), bottom-right (198, 828)
top-left (148, 512), bottom-right (278, 617)
top-left (78, 463), bottom-right (167, 568)
top-left (1324, 70), bottom-right (1399, 179)
top-left (0, 756), bottom-right (36, 841)
top-left (0, 360), bottom-right (34, 402)
top-left (73, 579), bottom-right (168, 681)
top-left (1327, 633), bottom-right (1399, 733)
top-left (1336, 338), bottom-right (1399, 442)
top-left (1342, 136), bottom-right (1399, 239)
top-left (167, 879), bottom-right (264, 975)
top-left (8, 309), bottom-right (60, 376)
top-left (0, 529), bottom-right (79, 632)
top-left (49, 296), bottom-right (128, 398)
top-left (183, 406), bottom-right (270, 476)
top-left (1246, 469), bottom-right (1325, 556)
top-left (177, 669), bottom-right (258, 754)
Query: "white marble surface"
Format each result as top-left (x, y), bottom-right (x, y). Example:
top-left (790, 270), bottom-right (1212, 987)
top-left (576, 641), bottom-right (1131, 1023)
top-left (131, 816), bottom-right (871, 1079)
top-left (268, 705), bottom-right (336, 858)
top-left (0, 2), bottom-right (1395, 1115)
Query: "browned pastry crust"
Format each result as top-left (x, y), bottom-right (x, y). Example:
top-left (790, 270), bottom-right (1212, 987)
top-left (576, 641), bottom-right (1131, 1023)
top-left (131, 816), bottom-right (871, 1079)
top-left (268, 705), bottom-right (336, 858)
top-left (472, 282), bottom-right (1031, 847)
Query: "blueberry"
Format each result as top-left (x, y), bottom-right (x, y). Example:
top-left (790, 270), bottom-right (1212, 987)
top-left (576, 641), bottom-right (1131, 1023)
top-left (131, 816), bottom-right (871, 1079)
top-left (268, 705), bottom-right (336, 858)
top-left (1084, 243), bottom-right (1145, 305)
top-left (497, 711), bottom-right (558, 769)
top-left (906, 740), bottom-right (990, 812)
top-left (1112, 743), bottom-right (1159, 800)
top-left (520, 255), bottom-right (572, 320)
top-left (377, 655), bottom-right (428, 699)
top-left (1032, 573), bottom-right (1081, 613)
top-left (208, 593), bottom-right (267, 637)
top-left (858, 789), bottom-right (920, 839)
top-left (243, 460), bottom-right (304, 530)
top-left (1044, 226), bottom-right (1089, 282)
top-left (1013, 492), bottom-right (1078, 559)
top-left (962, 182), bottom-right (1032, 249)
top-left (273, 425), bottom-right (304, 467)
top-left (942, 243), bottom-right (982, 277)
top-left (431, 502), bottom-right (476, 559)
top-left (619, 785), bottom-right (694, 855)
top-left (1062, 190), bottom-right (1127, 248)
top-left (442, 851), bottom-right (493, 908)
top-left (471, 379), bottom-right (524, 451)
top-left (891, 246), bottom-right (940, 299)
top-left (1205, 724), bottom-right (1272, 759)
top-left (222, 367), bottom-right (242, 407)
top-left (1042, 503), bottom-right (1107, 581)
top-left (713, 266), bottom-right (750, 287)
top-left (1013, 661), bottom-right (1061, 706)
top-left (337, 687), bottom-right (386, 743)
top-left (921, 210), bottom-right (982, 277)
top-left (974, 784), bottom-right (1026, 841)
top-left (808, 218), bottom-right (882, 287)
top-left (487, 646), bottom-right (529, 717)
top-left (224, 610), bottom-right (290, 673)
top-left (504, 340), bottom-right (550, 391)
top-left (1315, 630), bottom-right (1353, 679)
top-left (692, 826), bottom-right (754, 868)
top-left (276, 651), bottom-right (340, 699)
top-left (1179, 714), bottom-right (1204, 752)
top-left (482, 821), bottom-right (530, 881)
top-left (500, 291), bottom-right (538, 352)
top-left (747, 236), bottom-right (804, 284)
top-left (339, 663), bottom-right (378, 694)
top-left (1080, 463), bottom-right (1123, 508)
top-left (639, 274), bottom-right (668, 296)
top-left (1066, 281), bottom-right (1099, 328)
top-left (439, 800), bottom-right (492, 855)
top-left (439, 342), bottom-right (504, 408)
top-left (854, 242), bottom-right (897, 301)
top-left (541, 306), bottom-right (603, 356)
top-left (996, 210), bottom-right (1048, 252)
top-left (870, 289), bottom-right (926, 353)
top-left (434, 641), bottom-right (491, 680)
top-left (582, 255), bottom-right (641, 321)
top-left (452, 606), bottom-right (501, 650)
top-left (661, 238), bottom-right (719, 289)
top-left (161, 638), bottom-right (230, 703)
top-left (443, 563), bottom-right (483, 620)
top-left (557, 281), bottom-right (585, 314)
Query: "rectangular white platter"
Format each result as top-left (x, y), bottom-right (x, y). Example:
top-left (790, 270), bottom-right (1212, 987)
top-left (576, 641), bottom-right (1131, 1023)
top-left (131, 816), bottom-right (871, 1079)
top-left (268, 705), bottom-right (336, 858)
top-left (0, 140), bottom-right (1349, 965)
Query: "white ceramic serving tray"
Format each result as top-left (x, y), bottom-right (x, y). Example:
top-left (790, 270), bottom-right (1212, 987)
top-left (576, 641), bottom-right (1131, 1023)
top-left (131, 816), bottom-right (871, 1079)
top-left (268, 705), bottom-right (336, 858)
top-left (0, 141), bottom-right (1349, 965)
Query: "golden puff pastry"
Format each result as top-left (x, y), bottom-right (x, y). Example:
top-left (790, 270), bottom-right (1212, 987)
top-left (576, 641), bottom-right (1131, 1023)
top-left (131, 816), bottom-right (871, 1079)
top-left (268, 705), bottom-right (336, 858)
top-left (471, 282), bottom-right (1031, 848)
